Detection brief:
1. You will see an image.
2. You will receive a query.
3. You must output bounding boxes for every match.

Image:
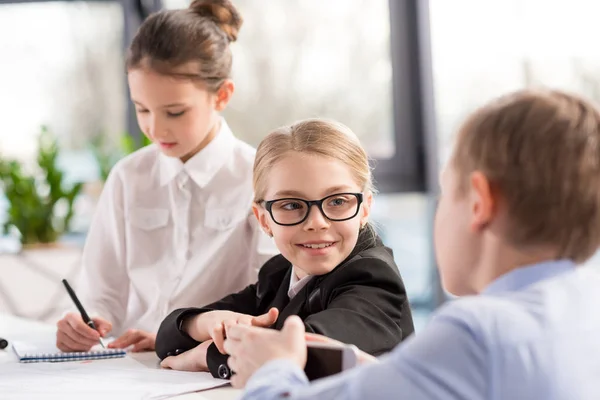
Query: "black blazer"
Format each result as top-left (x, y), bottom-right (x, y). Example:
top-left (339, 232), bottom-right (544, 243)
top-left (155, 228), bottom-right (414, 379)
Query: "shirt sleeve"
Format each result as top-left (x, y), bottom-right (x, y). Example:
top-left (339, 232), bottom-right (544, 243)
top-left (76, 165), bottom-right (130, 334)
top-left (242, 313), bottom-right (489, 400)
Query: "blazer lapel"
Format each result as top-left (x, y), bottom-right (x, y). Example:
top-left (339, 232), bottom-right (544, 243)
top-left (275, 278), bottom-right (321, 328)
top-left (268, 267), bottom-right (293, 316)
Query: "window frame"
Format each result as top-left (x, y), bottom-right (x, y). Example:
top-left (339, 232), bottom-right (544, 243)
top-left (1, 0), bottom-right (446, 309)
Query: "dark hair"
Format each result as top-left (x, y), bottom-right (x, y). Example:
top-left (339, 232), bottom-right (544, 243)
top-left (452, 89), bottom-right (600, 263)
top-left (126, 0), bottom-right (243, 92)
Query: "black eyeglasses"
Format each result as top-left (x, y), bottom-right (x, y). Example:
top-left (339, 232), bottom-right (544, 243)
top-left (263, 193), bottom-right (363, 226)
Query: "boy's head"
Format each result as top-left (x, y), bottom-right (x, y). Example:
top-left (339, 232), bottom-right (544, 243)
top-left (435, 89), bottom-right (600, 296)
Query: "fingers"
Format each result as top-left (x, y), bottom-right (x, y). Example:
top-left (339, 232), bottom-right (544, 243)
top-left (224, 322), bottom-right (252, 341)
top-left (108, 329), bottom-right (144, 349)
top-left (304, 332), bottom-right (342, 346)
top-left (305, 332), bottom-right (331, 342)
top-left (227, 356), bottom-right (248, 389)
top-left (91, 317), bottom-right (113, 337)
top-left (230, 373), bottom-right (245, 389)
top-left (56, 313), bottom-right (100, 352)
top-left (223, 334), bottom-right (239, 356)
top-left (251, 307), bottom-right (279, 327)
top-left (283, 315), bottom-right (304, 330)
top-left (64, 313), bottom-right (100, 340)
top-left (160, 356), bottom-right (175, 369)
top-left (56, 329), bottom-right (94, 352)
top-left (282, 316), bottom-right (305, 341)
top-left (159, 341), bottom-right (211, 372)
top-left (227, 355), bottom-right (251, 389)
top-left (211, 322), bottom-right (227, 354)
top-left (131, 337), bottom-right (155, 352)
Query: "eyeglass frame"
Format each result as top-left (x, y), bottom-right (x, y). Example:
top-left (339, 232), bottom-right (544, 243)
top-left (261, 192), bottom-right (364, 226)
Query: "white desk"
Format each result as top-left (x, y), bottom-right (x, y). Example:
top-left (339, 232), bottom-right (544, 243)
top-left (0, 313), bottom-right (241, 399)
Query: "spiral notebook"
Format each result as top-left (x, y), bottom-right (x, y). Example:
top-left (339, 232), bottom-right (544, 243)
top-left (12, 340), bottom-right (126, 363)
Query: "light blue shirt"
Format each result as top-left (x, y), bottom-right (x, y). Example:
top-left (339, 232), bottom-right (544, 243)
top-left (242, 260), bottom-right (600, 400)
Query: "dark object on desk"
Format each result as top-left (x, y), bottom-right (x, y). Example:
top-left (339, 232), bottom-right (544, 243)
top-left (304, 341), bottom-right (358, 381)
top-left (0, 337), bottom-right (8, 350)
top-left (62, 278), bottom-right (106, 348)
top-left (156, 229), bottom-right (415, 380)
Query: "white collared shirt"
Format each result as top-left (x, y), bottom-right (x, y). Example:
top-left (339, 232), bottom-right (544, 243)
top-left (76, 119), bottom-right (278, 335)
top-left (287, 268), bottom-right (313, 300)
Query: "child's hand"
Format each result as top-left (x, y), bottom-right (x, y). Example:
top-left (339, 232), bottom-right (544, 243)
top-left (160, 340), bottom-right (213, 372)
top-left (108, 329), bottom-right (156, 352)
top-left (182, 309), bottom-right (279, 350)
top-left (210, 308), bottom-right (279, 354)
top-left (211, 307), bottom-right (279, 354)
top-left (224, 315), bottom-right (306, 388)
top-left (305, 332), bottom-right (378, 365)
top-left (56, 313), bottom-right (112, 352)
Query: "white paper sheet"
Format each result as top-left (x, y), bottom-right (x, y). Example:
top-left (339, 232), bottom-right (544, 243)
top-left (0, 354), bottom-right (229, 399)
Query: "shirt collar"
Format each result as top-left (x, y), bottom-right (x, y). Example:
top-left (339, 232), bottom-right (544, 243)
top-left (483, 259), bottom-right (575, 295)
top-left (159, 118), bottom-right (235, 188)
top-left (288, 268), bottom-right (313, 299)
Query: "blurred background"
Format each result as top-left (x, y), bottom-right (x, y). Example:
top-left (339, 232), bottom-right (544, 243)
top-left (1, 0), bottom-right (600, 330)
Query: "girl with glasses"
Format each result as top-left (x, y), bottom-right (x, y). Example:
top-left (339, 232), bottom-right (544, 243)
top-left (155, 118), bottom-right (415, 379)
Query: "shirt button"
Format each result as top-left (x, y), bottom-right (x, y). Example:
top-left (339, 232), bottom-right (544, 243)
top-left (177, 175), bottom-right (188, 190)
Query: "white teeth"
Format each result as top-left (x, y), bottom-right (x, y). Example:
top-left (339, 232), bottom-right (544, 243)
top-left (302, 243), bottom-right (333, 249)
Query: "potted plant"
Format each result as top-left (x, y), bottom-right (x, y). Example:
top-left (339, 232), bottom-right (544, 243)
top-left (0, 127), bottom-right (83, 248)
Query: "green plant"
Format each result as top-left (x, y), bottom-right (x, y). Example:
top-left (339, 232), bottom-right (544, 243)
top-left (90, 133), bottom-right (151, 181)
top-left (0, 127), bottom-right (83, 245)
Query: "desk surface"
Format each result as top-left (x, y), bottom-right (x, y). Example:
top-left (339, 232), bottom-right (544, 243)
top-left (0, 313), bottom-right (241, 400)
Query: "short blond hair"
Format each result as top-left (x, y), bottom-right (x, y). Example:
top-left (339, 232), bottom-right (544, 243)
top-left (253, 118), bottom-right (374, 202)
top-left (452, 89), bottom-right (600, 263)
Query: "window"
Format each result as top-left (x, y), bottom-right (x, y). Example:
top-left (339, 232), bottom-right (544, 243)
top-left (430, 0), bottom-right (600, 162)
top-left (429, 0), bottom-right (600, 270)
top-left (0, 1), bottom-right (126, 232)
top-left (163, 0), bottom-right (396, 158)
top-left (230, 1), bottom-right (394, 159)
top-left (371, 193), bottom-right (434, 330)
top-left (0, 1), bottom-right (125, 177)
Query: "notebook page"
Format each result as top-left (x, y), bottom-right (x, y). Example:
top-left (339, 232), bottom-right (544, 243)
top-left (0, 357), bottom-right (229, 399)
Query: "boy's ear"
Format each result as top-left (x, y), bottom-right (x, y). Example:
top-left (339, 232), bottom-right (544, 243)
top-left (360, 191), bottom-right (373, 227)
top-left (214, 79), bottom-right (235, 111)
top-left (252, 202), bottom-right (273, 237)
top-left (469, 171), bottom-right (495, 232)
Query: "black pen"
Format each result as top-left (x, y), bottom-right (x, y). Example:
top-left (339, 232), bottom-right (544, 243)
top-left (62, 279), bottom-right (106, 349)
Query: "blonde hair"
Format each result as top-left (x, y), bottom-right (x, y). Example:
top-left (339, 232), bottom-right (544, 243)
top-left (253, 118), bottom-right (374, 202)
top-left (452, 88), bottom-right (600, 263)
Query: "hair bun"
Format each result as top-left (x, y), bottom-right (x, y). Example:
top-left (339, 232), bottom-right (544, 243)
top-left (189, 0), bottom-right (243, 42)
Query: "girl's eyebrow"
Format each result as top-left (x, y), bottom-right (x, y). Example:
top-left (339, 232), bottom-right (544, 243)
top-left (131, 100), bottom-right (186, 108)
top-left (161, 103), bottom-right (186, 108)
top-left (273, 190), bottom-right (306, 198)
top-left (322, 185), bottom-right (355, 196)
top-left (273, 186), bottom-right (355, 199)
